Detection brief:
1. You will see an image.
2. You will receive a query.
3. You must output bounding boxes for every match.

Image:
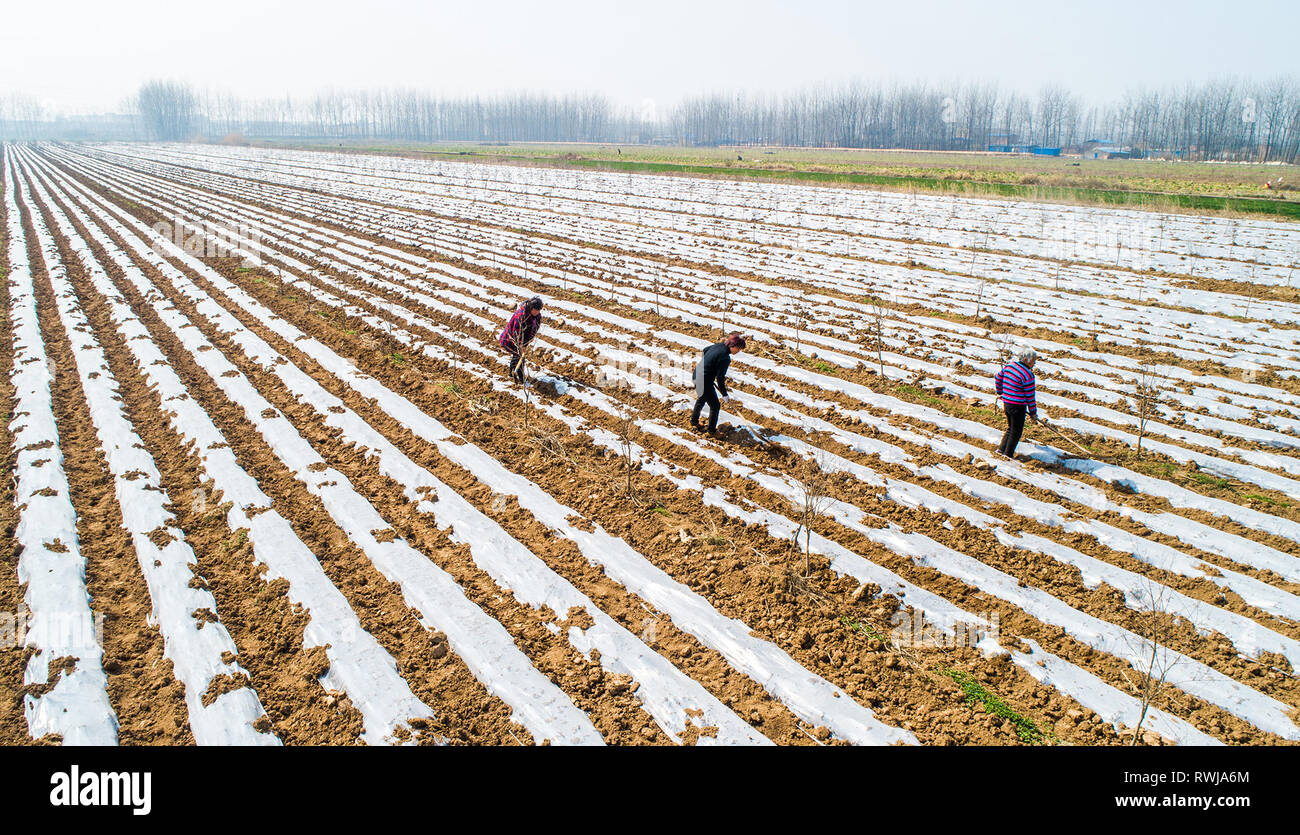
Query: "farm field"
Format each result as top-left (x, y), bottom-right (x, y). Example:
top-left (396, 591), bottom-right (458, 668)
top-left (3, 140), bottom-right (1300, 746)
top-left (270, 139), bottom-right (1300, 217)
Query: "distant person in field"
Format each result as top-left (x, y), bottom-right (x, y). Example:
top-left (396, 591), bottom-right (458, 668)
top-left (994, 346), bottom-right (1043, 459)
top-left (692, 333), bottom-right (746, 434)
top-left (498, 296), bottom-right (544, 383)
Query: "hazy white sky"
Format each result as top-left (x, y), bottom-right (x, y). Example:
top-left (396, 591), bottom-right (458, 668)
top-left (4, 0), bottom-right (1297, 114)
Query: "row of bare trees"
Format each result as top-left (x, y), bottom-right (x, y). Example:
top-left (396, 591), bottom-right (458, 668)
top-left (13, 75), bottom-right (1297, 162)
top-left (137, 80), bottom-right (199, 140)
top-left (1099, 78), bottom-right (1300, 161)
top-left (0, 94), bottom-right (48, 140)
top-left (132, 82), bottom-right (645, 143)
top-left (212, 89), bottom-right (622, 142)
top-left (673, 77), bottom-right (1300, 161)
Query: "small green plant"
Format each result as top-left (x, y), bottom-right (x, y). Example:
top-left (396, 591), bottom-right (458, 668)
top-left (839, 614), bottom-right (888, 643)
top-left (387, 351), bottom-right (406, 366)
top-left (650, 504), bottom-right (670, 517)
top-left (896, 384), bottom-right (945, 408)
top-left (813, 361), bottom-right (835, 373)
top-left (1131, 459), bottom-right (1177, 478)
top-left (941, 667), bottom-right (1045, 744)
top-left (1189, 471), bottom-right (1231, 489)
top-left (1243, 492), bottom-right (1289, 508)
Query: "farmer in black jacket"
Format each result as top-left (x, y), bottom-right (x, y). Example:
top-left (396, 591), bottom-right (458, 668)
top-left (691, 333), bottom-right (747, 433)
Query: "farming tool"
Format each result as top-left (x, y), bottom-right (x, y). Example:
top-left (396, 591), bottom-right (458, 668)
top-left (995, 398), bottom-right (1105, 461)
top-left (725, 399), bottom-right (775, 446)
top-left (1039, 420), bottom-right (1105, 459)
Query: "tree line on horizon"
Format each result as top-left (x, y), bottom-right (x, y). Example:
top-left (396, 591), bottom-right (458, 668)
top-left (5, 77), bottom-right (1300, 163)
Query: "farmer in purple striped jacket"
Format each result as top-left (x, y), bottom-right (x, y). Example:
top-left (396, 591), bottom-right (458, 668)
top-left (994, 346), bottom-right (1045, 459)
top-left (498, 296), bottom-right (544, 383)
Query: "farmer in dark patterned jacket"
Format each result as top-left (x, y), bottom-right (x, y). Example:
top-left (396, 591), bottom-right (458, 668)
top-left (498, 296), bottom-right (543, 383)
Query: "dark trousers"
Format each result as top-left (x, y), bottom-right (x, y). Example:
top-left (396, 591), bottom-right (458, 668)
top-left (998, 403), bottom-right (1026, 456)
top-left (692, 388), bottom-right (721, 431)
top-left (507, 352), bottom-right (526, 382)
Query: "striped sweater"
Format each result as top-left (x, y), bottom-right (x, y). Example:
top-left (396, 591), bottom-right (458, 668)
top-left (995, 361), bottom-right (1037, 417)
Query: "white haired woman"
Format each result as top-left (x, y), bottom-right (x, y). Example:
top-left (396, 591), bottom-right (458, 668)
top-left (994, 346), bottom-right (1045, 459)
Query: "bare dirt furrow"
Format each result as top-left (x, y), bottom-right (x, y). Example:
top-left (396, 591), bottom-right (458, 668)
top-left (61, 147), bottom-right (1300, 531)
top-left (58, 171), bottom-right (1024, 743)
top-left (116, 170), bottom-right (1253, 738)
top-left (45, 178), bottom-right (536, 747)
top-left (187, 244), bottom-right (1134, 746)
top-left (17, 183), bottom-right (194, 745)
top-left (184, 211), bottom-right (1300, 692)
top-left (35, 183), bottom-right (372, 745)
top-left (228, 253), bottom-right (1287, 743)
top-left (0, 162), bottom-right (33, 745)
top-left (30, 142), bottom-right (1300, 745)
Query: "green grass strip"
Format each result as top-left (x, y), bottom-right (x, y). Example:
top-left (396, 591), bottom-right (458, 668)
top-left (940, 667), bottom-right (1046, 744)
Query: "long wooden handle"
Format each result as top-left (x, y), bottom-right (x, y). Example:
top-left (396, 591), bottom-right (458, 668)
top-left (1043, 421), bottom-right (1095, 457)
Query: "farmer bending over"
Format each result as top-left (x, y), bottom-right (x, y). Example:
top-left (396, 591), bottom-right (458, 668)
top-left (994, 346), bottom-right (1044, 459)
top-left (498, 296), bottom-right (544, 383)
top-left (692, 332), bottom-right (746, 433)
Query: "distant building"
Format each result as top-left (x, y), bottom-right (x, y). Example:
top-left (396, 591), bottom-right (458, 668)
top-left (986, 143), bottom-right (1061, 155)
top-left (1080, 139), bottom-right (1131, 159)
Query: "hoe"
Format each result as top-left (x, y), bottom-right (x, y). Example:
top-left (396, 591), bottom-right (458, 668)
top-left (1038, 420), bottom-right (1114, 462)
top-left (726, 400), bottom-right (775, 446)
